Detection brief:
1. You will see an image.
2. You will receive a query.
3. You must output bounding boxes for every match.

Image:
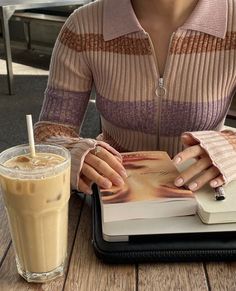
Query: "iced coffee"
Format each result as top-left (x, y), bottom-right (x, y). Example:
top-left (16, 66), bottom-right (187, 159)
top-left (0, 144), bottom-right (71, 283)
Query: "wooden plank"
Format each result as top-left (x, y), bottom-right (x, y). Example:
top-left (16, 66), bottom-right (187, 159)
top-left (0, 191), bottom-right (12, 265)
top-left (205, 262), bottom-right (236, 290)
top-left (0, 193), bottom-right (83, 290)
top-left (138, 263), bottom-right (208, 291)
top-left (64, 196), bottom-right (136, 291)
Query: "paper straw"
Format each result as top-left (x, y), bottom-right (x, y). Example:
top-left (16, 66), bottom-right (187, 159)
top-left (26, 115), bottom-right (36, 157)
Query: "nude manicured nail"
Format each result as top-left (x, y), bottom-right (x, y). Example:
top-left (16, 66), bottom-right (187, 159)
top-left (210, 180), bottom-right (218, 187)
top-left (188, 182), bottom-right (198, 190)
top-left (114, 177), bottom-right (124, 186)
top-left (103, 179), bottom-right (112, 188)
top-left (120, 169), bottom-right (128, 178)
top-left (173, 156), bottom-right (182, 164)
top-left (175, 177), bottom-right (184, 186)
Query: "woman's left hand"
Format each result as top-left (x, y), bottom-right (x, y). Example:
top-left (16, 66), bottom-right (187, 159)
top-left (172, 134), bottom-right (225, 191)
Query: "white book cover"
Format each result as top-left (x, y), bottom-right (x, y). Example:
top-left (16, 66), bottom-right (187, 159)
top-left (196, 182), bottom-right (236, 224)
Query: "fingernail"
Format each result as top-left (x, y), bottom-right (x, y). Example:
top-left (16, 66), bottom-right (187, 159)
top-left (103, 179), bottom-right (112, 188)
top-left (114, 176), bottom-right (124, 186)
top-left (210, 180), bottom-right (218, 187)
top-left (188, 182), bottom-right (198, 190)
top-left (173, 156), bottom-right (182, 164)
top-left (175, 177), bottom-right (184, 186)
top-left (120, 169), bottom-right (128, 178)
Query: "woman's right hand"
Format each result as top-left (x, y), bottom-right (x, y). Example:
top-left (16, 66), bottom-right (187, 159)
top-left (78, 146), bottom-right (127, 194)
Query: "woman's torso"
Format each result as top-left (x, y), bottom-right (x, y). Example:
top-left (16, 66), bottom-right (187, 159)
top-left (63, 0), bottom-right (236, 156)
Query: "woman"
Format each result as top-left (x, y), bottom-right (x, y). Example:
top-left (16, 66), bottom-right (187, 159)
top-left (35, 0), bottom-right (236, 194)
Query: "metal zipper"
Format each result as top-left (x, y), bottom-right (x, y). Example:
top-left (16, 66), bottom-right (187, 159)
top-left (146, 32), bottom-right (175, 94)
top-left (145, 32), bottom-right (175, 148)
top-left (158, 77), bottom-right (166, 97)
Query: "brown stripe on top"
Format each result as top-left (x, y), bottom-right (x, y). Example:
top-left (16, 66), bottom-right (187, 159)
top-left (34, 123), bottom-right (79, 142)
top-left (171, 32), bottom-right (236, 54)
top-left (59, 27), bottom-right (152, 55)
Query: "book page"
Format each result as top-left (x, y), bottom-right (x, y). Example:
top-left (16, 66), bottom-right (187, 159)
top-left (100, 151), bottom-right (194, 204)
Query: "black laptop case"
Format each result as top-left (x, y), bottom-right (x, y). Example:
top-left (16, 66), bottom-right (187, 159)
top-left (91, 186), bottom-right (236, 263)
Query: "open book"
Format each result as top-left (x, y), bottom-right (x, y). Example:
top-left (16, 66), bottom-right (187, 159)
top-left (99, 151), bottom-right (197, 223)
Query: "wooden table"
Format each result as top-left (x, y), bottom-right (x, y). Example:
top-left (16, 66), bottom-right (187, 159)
top-left (1, 192), bottom-right (236, 291)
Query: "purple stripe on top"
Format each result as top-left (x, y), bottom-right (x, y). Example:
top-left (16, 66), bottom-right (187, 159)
top-left (40, 87), bottom-right (91, 127)
top-left (96, 93), bottom-right (158, 134)
top-left (160, 96), bottom-right (232, 136)
top-left (96, 92), bottom-right (232, 137)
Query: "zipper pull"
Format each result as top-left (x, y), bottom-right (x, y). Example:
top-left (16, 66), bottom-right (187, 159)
top-left (156, 78), bottom-right (166, 97)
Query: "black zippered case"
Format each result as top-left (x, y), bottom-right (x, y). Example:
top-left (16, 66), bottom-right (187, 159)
top-left (92, 186), bottom-right (236, 263)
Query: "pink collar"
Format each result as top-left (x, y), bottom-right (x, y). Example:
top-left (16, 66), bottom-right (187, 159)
top-left (103, 0), bottom-right (228, 41)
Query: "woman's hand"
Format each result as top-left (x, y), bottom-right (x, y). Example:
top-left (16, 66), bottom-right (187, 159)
top-left (78, 146), bottom-right (127, 194)
top-left (172, 134), bottom-right (225, 191)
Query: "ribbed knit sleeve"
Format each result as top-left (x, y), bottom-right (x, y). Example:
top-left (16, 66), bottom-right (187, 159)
top-left (185, 129), bottom-right (236, 185)
top-left (34, 122), bottom-right (121, 189)
top-left (39, 10), bottom-right (93, 129)
top-left (34, 10), bottom-right (121, 189)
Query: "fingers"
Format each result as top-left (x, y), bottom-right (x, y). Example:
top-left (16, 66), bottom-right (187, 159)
top-left (209, 175), bottom-right (225, 188)
top-left (78, 175), bottom-right (93, 195)
top-left (90, 146), bottom-right (127, 178)
top-left (187, 166), bottom-right (220, 191)
top-left (81, 147), bottom-right (127, 191)
top-left (173, 145), bottom-right (205, 164)
top-left (173, 142), bottom-right (225, 191)
top-left (175, 165), bottom-right (220, 191)
top-left (81, 162), bottom-right (114, 189)
top-left (174, 156), bottom-right (212, 187)
top-left (85, 153), bottom-right (126, 185)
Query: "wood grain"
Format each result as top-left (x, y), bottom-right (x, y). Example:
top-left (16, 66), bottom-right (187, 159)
top-left (0, 191), bottom-right (12, 265)
top-left (138, 263), bottom-right (208, 291)
top-left (0, 193), bottom-right (83, 290)
top-left (64, 196), bottom-right (136, 291)
top-left (206, 262), bottom-right (236, 290)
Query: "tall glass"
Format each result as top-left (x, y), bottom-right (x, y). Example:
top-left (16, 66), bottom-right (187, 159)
top-left (0, 144), bottom-right (71, 283)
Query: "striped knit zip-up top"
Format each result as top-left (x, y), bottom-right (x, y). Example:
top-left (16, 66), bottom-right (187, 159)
top-left (35, 0), bottom-right (236, 189)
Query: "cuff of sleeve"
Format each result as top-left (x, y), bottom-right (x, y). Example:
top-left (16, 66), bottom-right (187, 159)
top-left (70, 139), bottom-right (122, 190)
top-left (184, 131), bottom-right (236, 185)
